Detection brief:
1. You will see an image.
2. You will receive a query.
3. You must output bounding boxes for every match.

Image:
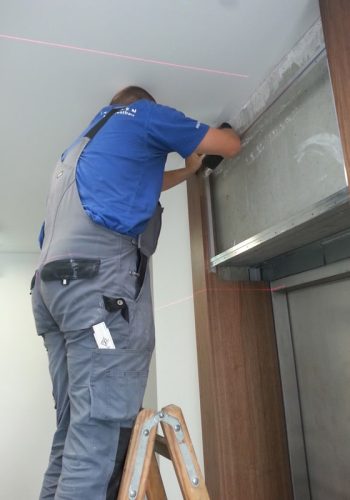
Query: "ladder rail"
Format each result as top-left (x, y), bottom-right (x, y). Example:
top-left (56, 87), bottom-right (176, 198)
top-left (117, 405), bottom-right (210, 500)
top-left (145, 453), bottom-right (167, 500)
top-left (160, 405), bottom-right (209, 500)
top-left (117, 409), bottom-right (157, 500)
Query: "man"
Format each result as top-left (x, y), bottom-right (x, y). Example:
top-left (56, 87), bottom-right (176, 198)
top-left (31, 86), bottom-right (240, 500)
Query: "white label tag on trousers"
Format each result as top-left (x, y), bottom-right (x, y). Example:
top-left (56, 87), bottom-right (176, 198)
top-left (93, 322), bottom-right (116, 349)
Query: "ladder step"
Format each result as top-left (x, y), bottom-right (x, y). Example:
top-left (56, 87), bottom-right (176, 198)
top-left (154, 435), bottom-right (170, 460)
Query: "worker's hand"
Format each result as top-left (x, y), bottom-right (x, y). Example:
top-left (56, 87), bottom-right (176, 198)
top-left (185, 152), bottom-right (204, 174)
top-left (162, 153), bottom-right (204, 191)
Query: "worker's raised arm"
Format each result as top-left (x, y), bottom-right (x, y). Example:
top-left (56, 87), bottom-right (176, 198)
top-left (194, 127), bottom-right (241, 157)
top-left (162, 125), bottom-right (241, 191)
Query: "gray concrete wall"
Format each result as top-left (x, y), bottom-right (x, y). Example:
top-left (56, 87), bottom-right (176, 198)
top-left (211, 53), bottom-right (347, 256)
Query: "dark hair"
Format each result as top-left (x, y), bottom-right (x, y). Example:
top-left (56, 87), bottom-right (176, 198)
top-left (110, 86), bottom-right (156, 105)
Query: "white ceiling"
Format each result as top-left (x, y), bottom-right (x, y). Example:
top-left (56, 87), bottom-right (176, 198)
top-left (0, 0), bottom-right (320, 253)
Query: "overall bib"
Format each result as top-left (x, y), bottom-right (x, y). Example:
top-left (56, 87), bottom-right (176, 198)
top-left (31, 110), bottom-right (157, 500)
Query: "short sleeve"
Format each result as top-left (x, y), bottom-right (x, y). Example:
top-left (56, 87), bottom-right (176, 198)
top-left (38, 222), bottom-right (45, 249)
top-left (147, 103), bottom-right (209, 158)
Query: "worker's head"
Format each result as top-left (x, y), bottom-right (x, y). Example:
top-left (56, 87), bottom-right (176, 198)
top-left (110, 86), bottom-right (156, 105)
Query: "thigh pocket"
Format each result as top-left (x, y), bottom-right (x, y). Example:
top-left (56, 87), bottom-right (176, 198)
top-left (89, 348), bottom-right (151, 422)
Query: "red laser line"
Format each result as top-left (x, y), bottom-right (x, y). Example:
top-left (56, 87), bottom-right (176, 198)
top-left (0, 33), bottom-right (249, 78)
top-left (155, 285), bottom-right (285, 312)
top-left (155, 293), bottom-right (195, 312)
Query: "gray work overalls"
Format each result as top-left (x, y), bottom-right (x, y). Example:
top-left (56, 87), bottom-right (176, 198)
top-left (31, 109), bottom-right (159, 500)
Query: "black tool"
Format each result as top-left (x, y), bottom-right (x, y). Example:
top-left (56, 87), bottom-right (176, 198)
top-left (201, 122), bottom-right (233, 171)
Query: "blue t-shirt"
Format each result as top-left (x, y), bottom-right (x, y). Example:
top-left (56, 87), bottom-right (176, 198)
top-left (65, 99), bottom-right (208, 238)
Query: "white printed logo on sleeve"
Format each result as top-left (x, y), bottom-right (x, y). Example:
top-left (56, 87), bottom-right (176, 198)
top-left (93, 322), bottom-right (116, 349)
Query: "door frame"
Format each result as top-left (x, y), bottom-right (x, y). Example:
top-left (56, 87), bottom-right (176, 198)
top-left (271, 258), bottom-right (350, 500)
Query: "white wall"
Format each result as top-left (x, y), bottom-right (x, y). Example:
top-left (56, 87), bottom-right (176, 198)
top-left (153, 181), bottom-right (204, 498)
top-left (0, 253), bottom-right (55, 499)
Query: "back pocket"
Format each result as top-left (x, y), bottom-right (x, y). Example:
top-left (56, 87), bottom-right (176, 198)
top-left (89, 348), bottom-right (151, 422)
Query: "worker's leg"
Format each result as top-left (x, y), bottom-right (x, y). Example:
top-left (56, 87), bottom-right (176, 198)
top-left (105, 426), bottom-right (132, 500)
top-left (39, 330), bottom-right (70, 500)
top-left (31, 271), bottom-right (70, 500)
top-left (35, 240), bottom-right (155, 499)
top-left (55, 312), bottom-right (152, 500)
top-left (105, 265), bottom-right (155, 500)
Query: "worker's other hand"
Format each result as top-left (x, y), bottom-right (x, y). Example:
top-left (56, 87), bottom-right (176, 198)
top-left (185, 152), bottom-right (204, 174)
top-left (162, 153), bottom-right (204, 191)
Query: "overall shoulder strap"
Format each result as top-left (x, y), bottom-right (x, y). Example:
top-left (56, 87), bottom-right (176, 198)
top-left (62, 107), bottom-right (125, 165)
top-left (85, 107), bottom-right (125, 139)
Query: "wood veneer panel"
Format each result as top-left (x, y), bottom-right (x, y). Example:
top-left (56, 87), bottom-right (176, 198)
top-left (320, 0), bottom-right (350, 183)
top-left (187, 174), bottom-right (292, 499)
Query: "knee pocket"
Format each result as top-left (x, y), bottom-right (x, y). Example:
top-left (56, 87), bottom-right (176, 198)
top-left (89, 348), bottom-right (151, 422)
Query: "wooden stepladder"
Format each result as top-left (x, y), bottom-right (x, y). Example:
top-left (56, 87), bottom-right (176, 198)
top-left (117, 405), bottom-right (210, 500)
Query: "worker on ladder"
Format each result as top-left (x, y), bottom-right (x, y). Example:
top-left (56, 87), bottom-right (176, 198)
top-left (31, 85), bottom-right (240, 500)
